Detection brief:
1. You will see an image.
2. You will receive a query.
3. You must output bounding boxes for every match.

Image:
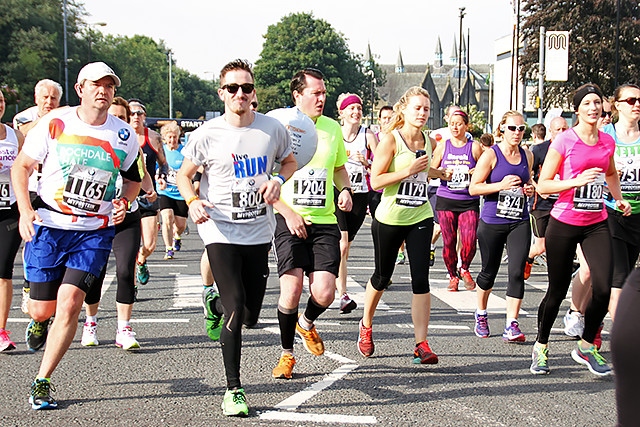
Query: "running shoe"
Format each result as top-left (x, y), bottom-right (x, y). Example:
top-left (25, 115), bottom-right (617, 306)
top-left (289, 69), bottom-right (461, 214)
top-left (115, 326), bottom-right (140, 350)
top-left (296, 320), bottom-right (324, 356)
top-left (429, 248), bottom-right (435, 267)
top-left (0, 329), bottom-right (16, 352)
top-left (133, 285), bottom-right (139, 302)
top-left (524, 261), bottom-right (532, 280)
top-left (593, 323), bottom-right (604, 350)
top-left (29, 378), bottom-right (58, 410)
top-left (571, 344), bottom-right (611, 376)
top-left (357, 319), bottom-right (374, 357)
top-left (413, 340), bottom-right (438, 364)
top-left (460, 270), bottom-right (476, 290)
top-left (164, 249), bottom-right (174, 260)
top-left (563, 309), bottom-right (584, 338)
top-left (203, 287), bottom-right (223, 341)
top-left (81, 322), bottom-right (99, 347)
top-left (395, 251), bottom-right (406, 265)
top-left (474, 312), bottom-right (490, 338)
top-left (136, 261), bottom-right (149, 285)
top-left (173, 237), bottom-right (182, 251)
top-left (502, 320), bottom-right (525, 343)
top-left (339, 293), bottom-right (357, 314)
top-left (448, 276), bottom-right (459, 292)
top-left (272, 353), bottom-right (296, 379)
top-left (530, 343), bottom-right (550, 375)
top-left (25, 319), bottom-right (50, 352)
top-left (21, 282), bottom-right (30, 314)
top-left (221, 388), bottom-right (248, 417)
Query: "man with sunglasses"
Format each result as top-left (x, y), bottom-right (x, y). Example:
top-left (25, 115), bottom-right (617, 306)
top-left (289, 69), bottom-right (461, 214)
top-left (271, 68), bottom-right (353, 380)
top-left (128, 99), bottom-right (168, 287)
top-left (12, 62), bottom-right (142, 409)
top-left (177, 59), bottom-right (296, 417)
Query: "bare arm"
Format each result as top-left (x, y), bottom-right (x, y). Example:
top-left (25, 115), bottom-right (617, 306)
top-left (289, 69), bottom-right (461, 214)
top-left (11, 151), bottom-right (41, 241)
top-left (177, 158), bottom-right (213, 225)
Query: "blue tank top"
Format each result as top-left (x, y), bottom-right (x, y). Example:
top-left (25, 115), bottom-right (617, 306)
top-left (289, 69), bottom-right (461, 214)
top-left (157, 144), bottom-right (184, 200)
top-left (481, 144), bottom-right (530, 224)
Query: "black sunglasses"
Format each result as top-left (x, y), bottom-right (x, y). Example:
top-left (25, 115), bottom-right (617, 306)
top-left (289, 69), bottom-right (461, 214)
top-left (506, 125), bottom-right (526, 132)
top-left (131, 111), bottom-right (145, 116)
top-left (618, 97), bottom-right (640, 106)
top-left (601, 111), bottom-right (612, 118)
top-left (222, 83), bottom-right (255, 94)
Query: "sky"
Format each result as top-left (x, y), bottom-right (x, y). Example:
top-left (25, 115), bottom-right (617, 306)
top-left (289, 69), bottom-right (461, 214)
top-left (82, 0), bottom-right (517, 80)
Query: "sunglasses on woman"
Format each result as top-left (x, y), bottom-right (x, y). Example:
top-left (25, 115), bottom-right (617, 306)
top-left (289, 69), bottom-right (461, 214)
top-left (506, 125), bottom-right (526, 132)
top-left (618, 97), bottom-right (640, 106)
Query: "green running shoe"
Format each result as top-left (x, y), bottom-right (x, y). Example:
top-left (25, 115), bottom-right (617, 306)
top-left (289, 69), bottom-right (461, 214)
top-left (221, 388), bottom-right (248, 417)
top-left (203, 287), bottom-right (223, 341)
top-left (26, 319), bottom-right (50, 353)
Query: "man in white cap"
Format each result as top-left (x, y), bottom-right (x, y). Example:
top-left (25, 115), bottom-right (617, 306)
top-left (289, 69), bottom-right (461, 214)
top-left (11, 62), bottom-right (142, 410)
top-left (13, 79), bottom-right (63, 136)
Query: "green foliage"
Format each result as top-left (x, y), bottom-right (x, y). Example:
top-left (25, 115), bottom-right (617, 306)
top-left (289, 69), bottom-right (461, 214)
top-left (520, 0), bottom-right (639, 106)
top-left (459, 104), bottom-right (487, 138)
top-left (254, 12), bottom-right (380, 119)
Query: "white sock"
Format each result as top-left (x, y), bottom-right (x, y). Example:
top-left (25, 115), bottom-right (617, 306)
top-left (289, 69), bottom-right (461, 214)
top-left (507, 318), bottom-right (518, 327)
top-left (298, 315), bottom-right (313, 331)
top-left (86, 315), bottom-right (97, 324)
top-left (118, 320), bottom-right (130, 331)
top-left (476, 309), bottom-right (487, 316)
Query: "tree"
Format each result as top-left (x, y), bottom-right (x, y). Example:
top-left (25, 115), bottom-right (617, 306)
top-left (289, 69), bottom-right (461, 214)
top-left (254, 12), bottom-right (379, 119)
top-left (520, 0), bottom-right (639, 108)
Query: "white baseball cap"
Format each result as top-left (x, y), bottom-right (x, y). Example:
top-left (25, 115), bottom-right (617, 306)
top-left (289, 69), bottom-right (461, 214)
top-left (76, 62), bottom-right (121, 87)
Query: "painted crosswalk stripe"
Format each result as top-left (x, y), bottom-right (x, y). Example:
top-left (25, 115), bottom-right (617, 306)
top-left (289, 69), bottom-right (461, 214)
top-left (171, 273), bottom-right (203, 309)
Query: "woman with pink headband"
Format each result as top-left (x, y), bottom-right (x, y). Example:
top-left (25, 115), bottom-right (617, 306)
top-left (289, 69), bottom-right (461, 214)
top-left (335, 93), bottom-right (378, 314)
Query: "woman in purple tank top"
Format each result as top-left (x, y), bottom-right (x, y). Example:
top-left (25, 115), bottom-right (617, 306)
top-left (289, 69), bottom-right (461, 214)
top-left (431, 110), bottom-right (482, 292)
top-left (469, 111), bottom-right (534, 343)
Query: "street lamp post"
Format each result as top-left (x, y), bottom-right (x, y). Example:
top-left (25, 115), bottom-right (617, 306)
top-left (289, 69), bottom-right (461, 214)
top-left (63, 0), bottom-right (69, 105)
top-left (457, 7), bottom-right (466, 105)
top-left (87, 22), bottom-right (107, 62)
top-left (168, 50), bottom-right (173, 119)
top-left (366, 69), bottom-right (375, 126)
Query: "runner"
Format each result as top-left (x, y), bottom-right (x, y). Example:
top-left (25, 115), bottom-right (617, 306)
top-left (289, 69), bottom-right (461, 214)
top-left (469, 110), bottom-right (534, 342)
top-left (335, 93), bottom-right (377, 314)
top-left (531, 84), bottom-right (630, 376)
top-left (12, 62), bottom-right (141, 409)
top-left (357, 86), bottom-right (448, 363)
top-left (177, 59), bottom-right (296, 417)
top-left (271, 67), bottom-right (352, 380)
top-left (0, 88), bottom-right (25, 352)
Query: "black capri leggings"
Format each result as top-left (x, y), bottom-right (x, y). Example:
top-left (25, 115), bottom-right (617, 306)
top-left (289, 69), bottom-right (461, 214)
top-left (85, 211), bottom-right (141, 305)
top-left (370, 217), bottom-right (433, 294)
top-left (536, 218), bottom-right (612, 345)
top-left (476, 219), bottom-right (530, 299)
top-left (207, 242), bottom-right (270, 390)
top-left (611, 268), bottom-right (640, 427)
top-left (0, 204), bottom-right (22, 279)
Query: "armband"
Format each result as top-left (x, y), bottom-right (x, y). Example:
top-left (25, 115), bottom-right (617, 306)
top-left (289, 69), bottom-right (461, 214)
top-left (273, 174), bottom-right (286, 186)
top-left (186, 195), bottom-right (199, 206)
top-left (341, 187), bottom-right (353, 195)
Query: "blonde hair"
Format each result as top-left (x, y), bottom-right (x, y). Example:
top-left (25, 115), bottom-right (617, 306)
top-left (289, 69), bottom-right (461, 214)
top-left (160, 121), bottom-right (181, 141)
top-left (494, 110), bottom-right (524, 138)
top-left (385, 86), bottom-right (430, 133)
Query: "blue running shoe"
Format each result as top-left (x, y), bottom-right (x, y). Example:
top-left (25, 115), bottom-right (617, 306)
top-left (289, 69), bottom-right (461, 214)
top-left (29, 378), bottom-right (58, 410)
top-left (474, 312), bottom-right (490, 338)
top-left (26, 319), bottom-right (50, 352)
top-left (173, 237), bottom-right (182, 251)
top-left (502, 321), bottom-right (525, 343)
top-left (136, 262), bottom-right (149, 285)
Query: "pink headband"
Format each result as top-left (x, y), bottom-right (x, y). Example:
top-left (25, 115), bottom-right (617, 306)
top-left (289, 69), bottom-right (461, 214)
top-left (339, 95), bottom-right (362, 111)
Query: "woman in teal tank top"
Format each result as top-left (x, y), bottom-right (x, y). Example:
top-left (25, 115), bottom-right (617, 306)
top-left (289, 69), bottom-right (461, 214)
top-left (356, 86), bottom-right (450, 365)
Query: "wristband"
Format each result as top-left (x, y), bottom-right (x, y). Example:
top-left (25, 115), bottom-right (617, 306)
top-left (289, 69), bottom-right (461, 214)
top-left (273, 174), bottom-right (286, 186)
top-left (120, 197), bottom-right (131, 210)
top-left (341, 187), bottom-right (353, 194)
top-left (186, 195), bottom-right (199, 206)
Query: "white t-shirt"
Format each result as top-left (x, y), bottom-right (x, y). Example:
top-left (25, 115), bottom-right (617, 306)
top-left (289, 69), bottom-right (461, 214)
top-left (12, 106), bottom-right (39, 129)
top-left (183, 112), bottom-right (292, 245)
top-left (23, 107), bottom-right (139, 230)
top-left (0, 125), bottom-right (19, 208)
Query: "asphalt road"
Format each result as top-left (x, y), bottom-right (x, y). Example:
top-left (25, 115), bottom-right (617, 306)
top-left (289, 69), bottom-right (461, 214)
top-left (0, 217), bottom-right (616, 426)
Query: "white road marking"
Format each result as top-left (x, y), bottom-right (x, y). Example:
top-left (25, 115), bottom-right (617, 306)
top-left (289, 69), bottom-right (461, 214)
top-left (396, 323), bottom-right (470, 330)
top-left (171, 273), bottom-right (203, 309)
top-left (331, 276), bottom-right (390, 311)
top-left (429, 278), bottom-right (529, 315)
top-left (259, 411), bottom-right (376, 424)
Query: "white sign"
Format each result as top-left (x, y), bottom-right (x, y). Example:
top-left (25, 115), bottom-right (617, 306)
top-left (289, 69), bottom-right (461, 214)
top-left (545, 31), bottom-right (569, 81)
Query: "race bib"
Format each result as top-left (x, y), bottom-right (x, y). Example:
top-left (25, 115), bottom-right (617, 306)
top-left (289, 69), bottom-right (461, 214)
top-left (230, 175), bottom-right (267, 221)
top-left (573, 173), bottom-right (605, 211)
top-left (448, 164), bottom-right (471, 190)
top-left (396, 172), bottom-right (428, 207)
top-left (167, 169), bottom-right (178, 186)
top-left (292, 168), bottom-right (327, 207)
top-left (345, 162), bottom-right (367, 193)
top-left (63, 164), bottom-right (111, 213)
top-left (496, 187), bottom-right (525, 220)
top-left (618, 156), bottom-right (640, 193)
top-left (0, 175), bottom-right (10, 210)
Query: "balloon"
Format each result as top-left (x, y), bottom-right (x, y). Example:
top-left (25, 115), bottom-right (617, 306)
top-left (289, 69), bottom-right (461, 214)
top-left (266, 107), bottom-right (318, 171)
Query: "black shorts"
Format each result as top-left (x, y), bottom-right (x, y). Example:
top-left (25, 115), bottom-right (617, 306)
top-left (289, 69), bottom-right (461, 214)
top-left (0, 204), bottom-right (22, 279)
top-left (159, 195), bottom-right (188, 218)
top-left (138, 194), bottom-right (159, 218)
top-left (335, 192), bottom-right (368, 241)
top-left (530, 209), bottom-right (551, 238)
top-left (273, 213), bottom-right (341, 277)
